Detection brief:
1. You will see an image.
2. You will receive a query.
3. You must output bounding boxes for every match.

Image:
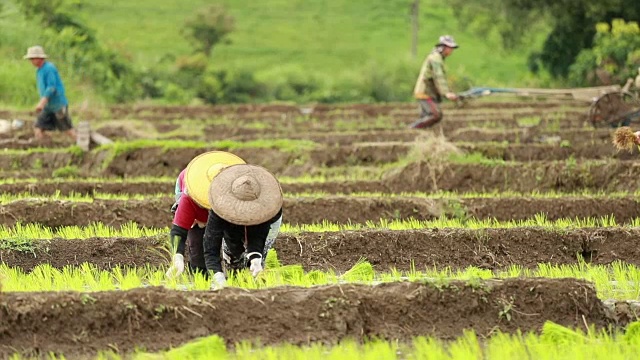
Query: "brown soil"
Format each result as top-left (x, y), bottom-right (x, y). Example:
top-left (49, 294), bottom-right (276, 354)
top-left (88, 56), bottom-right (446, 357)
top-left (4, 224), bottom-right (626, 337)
top-left (382, 161), bottom-right (640, 194)
top-left (107, 101), bottom-right (586, 120)
top-left (4, 228), bottom-right (640, 272)
top-left (0, 279), bottom-right (615, 358)
top-left (5, 159), bottom-right (640, 195)
top-left (0, 196), bottom-right (638, 228)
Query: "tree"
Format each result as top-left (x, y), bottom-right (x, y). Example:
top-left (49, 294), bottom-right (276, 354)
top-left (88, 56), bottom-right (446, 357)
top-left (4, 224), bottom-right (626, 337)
top-left (568, 19), bottom-right (640, 86)
top-left (449, 0), bottom-right (640, 78)
top-left (182, 4), bottom-right (234, 57)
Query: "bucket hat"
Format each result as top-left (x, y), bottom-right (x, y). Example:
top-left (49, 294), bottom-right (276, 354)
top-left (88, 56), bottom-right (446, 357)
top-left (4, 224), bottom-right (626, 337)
top-left (437, 35), bottom-right (459, 49)
top-left (184, 151), bottom-right (246, 208)
top-left (208, 164), bottom-right (283, 225)
top-left (23, 46), bottom-right (48, 59)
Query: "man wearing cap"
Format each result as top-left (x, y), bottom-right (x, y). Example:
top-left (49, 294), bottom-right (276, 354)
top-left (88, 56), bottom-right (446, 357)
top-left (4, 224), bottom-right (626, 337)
top-left (23, 45), bottom-right (77, 141)
top-left (410, 35), bottom-right (459, 129)
top-left (203, 164), bottom-right (284, 289)
top-left (165, 151), bottom-right (246, 278)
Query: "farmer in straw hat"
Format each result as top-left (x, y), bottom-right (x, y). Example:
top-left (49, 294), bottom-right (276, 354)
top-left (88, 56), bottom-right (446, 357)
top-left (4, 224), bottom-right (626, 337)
top-left (410, 35), bottom-right (459, 129)
top-left (165, 151), bottom-right (246, 278)
top-left (23, 45), bottom-right (77, 141)
top-left (203, 164), bottom-right (284, 289)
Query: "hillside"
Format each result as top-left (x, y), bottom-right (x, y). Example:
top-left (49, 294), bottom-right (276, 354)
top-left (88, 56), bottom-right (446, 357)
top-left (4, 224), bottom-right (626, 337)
top-left (0, 0), bottom-right (550, 108)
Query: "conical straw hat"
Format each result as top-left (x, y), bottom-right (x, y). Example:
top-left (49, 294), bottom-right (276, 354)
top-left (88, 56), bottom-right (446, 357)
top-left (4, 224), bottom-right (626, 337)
top-left (208, 164), bottom-right (283, 225)
top-left (185, 151), bottom-right (246, 208)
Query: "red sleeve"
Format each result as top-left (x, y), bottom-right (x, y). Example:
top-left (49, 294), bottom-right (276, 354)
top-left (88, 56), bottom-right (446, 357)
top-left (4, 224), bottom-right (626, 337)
top-left (173, 195), bottom-right (197, 229)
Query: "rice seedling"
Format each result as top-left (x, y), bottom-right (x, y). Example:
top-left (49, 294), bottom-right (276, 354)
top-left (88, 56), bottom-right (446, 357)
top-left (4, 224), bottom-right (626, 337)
top-left (0, 191), bottom-right (166, 204)
top-left (4, 260), bottom-right (640, 300)
top-left (0, 222), bottom-right (164, 241)
top-left (3, 214), bottom-right (640, 251)
top-left (17, 321), bottom-right (640, 360)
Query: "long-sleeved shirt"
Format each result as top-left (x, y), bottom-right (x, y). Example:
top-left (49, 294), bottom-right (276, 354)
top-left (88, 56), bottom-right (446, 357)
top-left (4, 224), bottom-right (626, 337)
top-left (413, 49), bottom-right (450, 101)
top-left (37, 61), bottom-right (68, 112)
top-left (203, 207), bottom-right (283, 273)
top-left (170, 169), bottom-right (209, 254)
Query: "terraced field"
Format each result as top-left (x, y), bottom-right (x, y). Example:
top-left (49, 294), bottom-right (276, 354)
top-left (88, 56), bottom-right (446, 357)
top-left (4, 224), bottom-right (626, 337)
top-left (2, 100), bottom-right (640, 358)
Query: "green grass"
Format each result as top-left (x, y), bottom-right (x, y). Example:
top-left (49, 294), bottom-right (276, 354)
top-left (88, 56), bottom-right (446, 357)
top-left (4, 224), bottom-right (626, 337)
top-left (77, 0), bottom-right (548, 86)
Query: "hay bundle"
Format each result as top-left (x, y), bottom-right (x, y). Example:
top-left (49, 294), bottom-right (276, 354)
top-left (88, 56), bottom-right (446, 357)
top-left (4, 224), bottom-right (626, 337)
top-left (613, 127), bottom-right (639, 152)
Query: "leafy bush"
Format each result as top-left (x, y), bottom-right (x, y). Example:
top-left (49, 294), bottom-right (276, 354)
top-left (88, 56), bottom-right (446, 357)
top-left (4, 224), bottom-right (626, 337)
top-left (196, 68), bottom-right (266, 104)
top-left (260, 66), bottom-right (324, 102)
top-left (569, 19), bottom-right (640, 86)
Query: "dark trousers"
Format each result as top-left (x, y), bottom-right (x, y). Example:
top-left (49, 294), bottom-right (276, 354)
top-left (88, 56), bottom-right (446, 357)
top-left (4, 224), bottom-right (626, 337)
top-left (186, 226), bottom-right (208, 278)
top-left (409, 98), bottom-right (443, 129)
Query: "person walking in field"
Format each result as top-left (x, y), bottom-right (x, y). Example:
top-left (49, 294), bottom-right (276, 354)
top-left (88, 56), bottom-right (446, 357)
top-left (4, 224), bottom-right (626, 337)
top-left (165, 151), bottom-right (246, 278)
top-left (24, 46), bottom-right (77, 141)
top-left (202, 164), bottom-right (283, 289)
top-left (410, 35), bottom-right (459, 129)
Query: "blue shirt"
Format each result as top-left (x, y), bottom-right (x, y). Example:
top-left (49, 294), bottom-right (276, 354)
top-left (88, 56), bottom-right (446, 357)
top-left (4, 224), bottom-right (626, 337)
top-left (36, 61), bottom-right (68, 112)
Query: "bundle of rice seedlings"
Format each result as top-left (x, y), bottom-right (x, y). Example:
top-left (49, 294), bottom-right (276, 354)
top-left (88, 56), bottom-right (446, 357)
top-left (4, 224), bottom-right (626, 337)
top-left (265, 248), bottom-right (281, 269)
top-left (540, 321), bottom-right (586, 345)
top-left (341, 258), bottom-right (374, 282)
top-left (624, 321), bottom-right (640, 343)
top-left (613, 127), bottom-right (639, 152)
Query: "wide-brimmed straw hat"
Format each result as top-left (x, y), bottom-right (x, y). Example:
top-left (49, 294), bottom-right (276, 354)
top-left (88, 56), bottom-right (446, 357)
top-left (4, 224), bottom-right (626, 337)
top-left (185, 151), bottom-right (246, 208)
top-left (23, 46), bottom-right (48, 59)
top-left (208, 164), bottom-right (283, 225)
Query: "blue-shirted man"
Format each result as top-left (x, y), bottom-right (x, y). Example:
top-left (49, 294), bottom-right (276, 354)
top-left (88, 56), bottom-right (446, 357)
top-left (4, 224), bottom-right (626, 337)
top-left (23, 46), bottom-right (77, 141)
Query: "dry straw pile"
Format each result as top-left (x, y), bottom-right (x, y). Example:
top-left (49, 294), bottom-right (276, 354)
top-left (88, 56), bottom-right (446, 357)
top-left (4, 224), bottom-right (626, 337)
top-left (613, 127), bottom-right (639, 152)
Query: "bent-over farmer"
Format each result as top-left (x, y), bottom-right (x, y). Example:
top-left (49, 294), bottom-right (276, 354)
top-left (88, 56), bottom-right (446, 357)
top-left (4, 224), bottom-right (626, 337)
top-left (24, 46), bottom-right (77, 141)
top-left (410, 35), bottom-right (459, 129)
top-left (203, 164), bottom-right (284, 289)
top-left (165, 151), bottom-right (246, 278)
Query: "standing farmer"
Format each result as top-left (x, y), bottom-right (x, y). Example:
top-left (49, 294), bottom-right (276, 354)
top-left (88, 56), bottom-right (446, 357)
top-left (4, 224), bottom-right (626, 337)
top-left (203, 164), bottom-right (284, 289)
top-left (23, 46), bottom-right (76, 141)
top-left (165, 151), bottom-right (246, 278)
top-left (410, 35), bottom-right (459, 129)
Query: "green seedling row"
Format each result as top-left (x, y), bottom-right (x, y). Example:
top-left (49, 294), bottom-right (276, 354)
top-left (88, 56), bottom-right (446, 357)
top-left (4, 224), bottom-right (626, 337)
top-left (1, 214), bottom-right (637, 244)
top-left (3, 258), bottom-right (640, 300)
top-left (1, 189), bottom-right (638, 203)
top-left (0, 191), bottom-right (166, 204)
top-left (12, 322), bottom-right (640, 360)
top-left (95, 138), bottom-right (318, 154)
top-left (0, 176), bottom-right (175, 185)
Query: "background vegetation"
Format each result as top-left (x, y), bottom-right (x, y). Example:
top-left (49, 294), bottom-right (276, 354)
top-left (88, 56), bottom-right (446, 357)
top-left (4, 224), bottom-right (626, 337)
top-left (0, 0), bottom-right (638, 108)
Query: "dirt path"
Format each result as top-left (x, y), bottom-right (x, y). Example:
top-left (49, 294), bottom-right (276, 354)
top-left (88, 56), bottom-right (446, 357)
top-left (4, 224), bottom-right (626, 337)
top-left (0, 279), bottom-right (614, 358)
top-left (3, 228), bottom-right (639, 272)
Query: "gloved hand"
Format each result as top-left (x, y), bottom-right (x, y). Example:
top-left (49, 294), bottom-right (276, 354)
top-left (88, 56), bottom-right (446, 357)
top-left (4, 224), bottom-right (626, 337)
top-left (211, 272), bottom-right (226, 290)
top-left (170, 203), bottom-right (178, 214)
top-left (165, 254), bottom-right (185, 277)
top-left (249, 258), bottom-right (263, 277)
